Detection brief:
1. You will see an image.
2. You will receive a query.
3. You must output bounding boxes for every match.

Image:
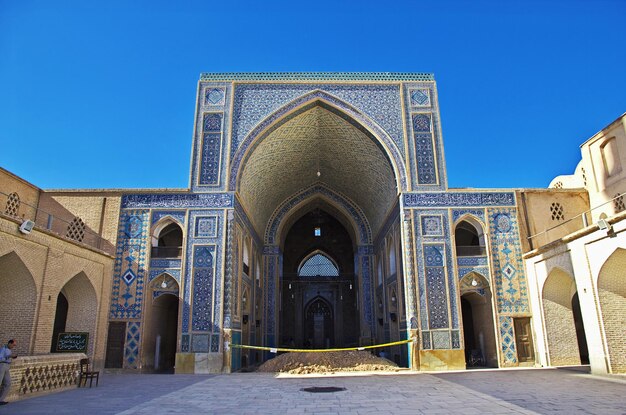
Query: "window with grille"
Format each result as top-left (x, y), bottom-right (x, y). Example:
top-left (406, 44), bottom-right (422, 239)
top-left (581, 168), bottom-right (587, 187)
top-left (550, 202), bottom-right (564, 221)
top-left (614, 194), bottom-right (625, 213)
top-left (298, 253), bottom-right (339, 277)
top-left (5, 192), bottom-right (20, 216)
top-left (553, 181), bottom-right (563, 189)
top-left (66, 217), bottom-right (86, 242)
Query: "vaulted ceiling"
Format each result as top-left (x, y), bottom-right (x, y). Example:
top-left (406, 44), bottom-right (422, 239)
top-left (237, 104), bottom-right (398, 240)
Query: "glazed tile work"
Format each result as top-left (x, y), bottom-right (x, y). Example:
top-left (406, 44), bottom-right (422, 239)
top-left (106, 73), bottom-right (534, 372)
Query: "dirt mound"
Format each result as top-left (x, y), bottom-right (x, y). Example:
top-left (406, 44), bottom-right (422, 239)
top-left (257, 351), bottom-right (399, 374)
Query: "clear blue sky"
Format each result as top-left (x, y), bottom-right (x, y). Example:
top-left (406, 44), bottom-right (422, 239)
top-left (1, 0), bottom-right (625, 190)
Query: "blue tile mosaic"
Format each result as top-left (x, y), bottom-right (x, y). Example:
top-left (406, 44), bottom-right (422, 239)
top-left (199, 133), bottom-right (223, 186)
top-left (421, 215), bottom-right (443, 236)
top-left (404, 192), bottom-right (516, 207)
top-left (452, 209), bottom-right (485, 224)
top-left (265, 183), bottom-right (371, 245)
top-left (412, 114), bottom-right (431, 133)
top-left (422, 331), bottom-right (431, 349)
top-left (409, 88), bottom-right (431, 107)
top-left (426, 267), bottom-right (449, 329)
top-left (499, 316), bottom-right (518, 364)
top-left (487, 208), bottom-right (529, 314)
top-left (195, 216), bottom-right (218, 238)
top-left (149, 258), bottom-right (182, 269)
top-left (192, 333), bottom-right (210, 352)
top-left (181, 334), bottom-right (190, 352)
top-left (111, 211), bottom-right (149, 320)
top-left (124, 322), bottom-right (141, 369)
top-left (121, 193), bottom-right (233, 209)
top-left (151, 210), bottom-right (186, 225)
top-left (192, 246), bottom-right (215, 332)
top-left (204, 87), bottom-right (225, 106)
top-left (432, 330), bottom-right (451, 349)
top-left (148, 269), bottom-right (181, 283)
top-left (424, 245), bottom-right (444, 267)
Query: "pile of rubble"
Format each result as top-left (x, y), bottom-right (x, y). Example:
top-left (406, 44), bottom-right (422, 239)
top-left (257, 350), bottom-right (399, 374)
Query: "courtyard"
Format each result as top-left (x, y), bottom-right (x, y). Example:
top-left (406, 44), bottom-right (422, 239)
top-left (1, 367), bottom-right (624, 414)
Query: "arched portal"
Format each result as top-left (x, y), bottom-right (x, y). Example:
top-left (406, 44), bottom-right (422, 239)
top-left (0, 251), bottom-right (37, 354)
top-left (143, 273), bottom-right (180, 372)
top-left (542, 268), bottom-right (581, 366)
top-left (304, 296), bottom-right (334, 349)
top-left (151, 220), bottom-right (183, 258)
top-left (50, 292), bottom-right (69, 352)
top-left (597, 249), bottom-right (626, 373)
top-left (459, 272), bottom-right (498, 367)
top-left (281, 208), bottom-right (358, 348)
top-left (232, 96), bottom-right (401, 357)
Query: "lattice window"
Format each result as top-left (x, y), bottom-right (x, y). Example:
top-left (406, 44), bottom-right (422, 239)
top-left (550, 202), bottom-right (565, 221)
top-left (5, 192), bottom-right (20, 216)
top-left (298, 253), bottom-right (339, 277)
top-left (553, 181), bottom-right (563, 189)
top-left (66, 217), bottom-right (86, 242)
top-left (614, 194), bottom-right (625, 213)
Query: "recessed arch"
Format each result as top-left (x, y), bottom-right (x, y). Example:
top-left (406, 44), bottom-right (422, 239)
top-left (542, 267), bottom-right (581, 366)
top-left (230, 90), bottom-right (406, 193)
top-left (266, 184), bottom-right (371, 247)
top-left (454, 216), bottom-right (487, 257)
top-left (0, 251), bottom-right (37, 354)
top-left (59, 271), bottom-right (99, 356)
top-left (597, 248), bottom-right (626, 373)
top-left (151, 218), bottom-right (184, 258)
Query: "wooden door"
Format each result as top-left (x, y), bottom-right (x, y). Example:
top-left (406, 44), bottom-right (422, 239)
top-left (513, 317), bottom-right (535, 363)
top-left (105, 322), bottom-right (126, 368)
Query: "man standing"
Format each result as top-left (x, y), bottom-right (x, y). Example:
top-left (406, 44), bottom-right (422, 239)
top-left (0, 339), bottom-right (17, 405)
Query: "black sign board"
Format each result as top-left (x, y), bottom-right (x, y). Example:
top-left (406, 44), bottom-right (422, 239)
top-left (55, 332), bottom-right (89, 353)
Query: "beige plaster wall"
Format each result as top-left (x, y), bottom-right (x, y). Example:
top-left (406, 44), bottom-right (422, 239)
top-left (517, 189), bottom-right (590, 252)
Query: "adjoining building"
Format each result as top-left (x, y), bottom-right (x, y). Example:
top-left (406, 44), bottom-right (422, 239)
top-left (1, 73), bottom-right (623, 378)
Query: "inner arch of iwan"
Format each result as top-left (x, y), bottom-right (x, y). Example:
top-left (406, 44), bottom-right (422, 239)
top-left (106, 73), bottom-right (533, 373)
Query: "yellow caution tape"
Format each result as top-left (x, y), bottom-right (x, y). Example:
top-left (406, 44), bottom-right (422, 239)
top-left (229, 338), bottom-right (413, 353)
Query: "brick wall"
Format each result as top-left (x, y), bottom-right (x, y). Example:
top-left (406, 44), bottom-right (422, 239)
top-left (542, 269), bottom-right (581, 366)
top-left (598, 249), bottom-right (626, 373)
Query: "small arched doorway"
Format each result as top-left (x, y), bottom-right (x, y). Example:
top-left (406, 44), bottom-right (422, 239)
top-left (459, 273), bottom-right (497, 367)
top-left (455, 219), bottom-right (486, 257)
top-left (304, 296), bottom-right (334, 349)
top-left (144, 274), bottom-right (180, 372)
top-left (50, 292), bottom-right (69, 352)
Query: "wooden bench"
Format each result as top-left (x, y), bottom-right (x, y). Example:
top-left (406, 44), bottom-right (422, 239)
top-left (78, 358), bottom-right (99, 388)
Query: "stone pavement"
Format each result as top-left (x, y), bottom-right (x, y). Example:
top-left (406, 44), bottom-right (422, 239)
top-left (0, 367), bottom-right (624, 414)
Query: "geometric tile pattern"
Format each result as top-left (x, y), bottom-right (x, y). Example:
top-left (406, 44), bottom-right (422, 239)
top-left (412, 113), bottom-right (436, 185)
top-left (422, 331), bottom-right (431, 349)
top-left (181, 334), bottom-right (190, 353)
top-left (451, 330), bottom-right (461, 349)
top-left (195, 216), bottom-right (218, 238)
top-left (204, 87), bottom-right (225, 106)
top-left (413, 209), bottom-right (459, 332)
top-left (432, 330), bottom-right (451, 349)
top-left (124, 322), bottom-right (141, 369)
top-left (487, 208), bottom-right (529, 314)
top-left (409, 88), bottom-right (431, 107)
top-left (426, 267), bottom-right (449, 329)
top-left (111, 210), bottom-right (149, 319)
top-left (199, 113), bottom-right (223, 186)
top-left (191, 246), bottom-right (215, 331)
top-left (499, 316), bottom-right (518, 365)
top-left (421, 215), bottom-right (443, 236)
top-left (192, 333), bottom-right (210, 352)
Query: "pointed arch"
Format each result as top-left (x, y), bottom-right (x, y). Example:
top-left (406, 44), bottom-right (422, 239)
top-left (542, 267), bottom-right (580, 366)
top-left (597, 248), bottom-right (626, 373)
top-left (0, 251), bottom-right (37, 354)
top-left (298, 250), bottom-right (340, 277)
top-left (265, 183), bottom-right (371, 246)
top-left (151, 217), bottom-right (184, 258)
top-left (60, 271), bottom-right (98, 356)
top-left (230, 90), bottom-right (406, 192)
top-left (454, 215), bottom-right (487, 257)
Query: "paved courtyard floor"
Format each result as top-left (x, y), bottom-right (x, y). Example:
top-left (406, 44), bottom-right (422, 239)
top-left (1, 367), bottom-right (624, 414)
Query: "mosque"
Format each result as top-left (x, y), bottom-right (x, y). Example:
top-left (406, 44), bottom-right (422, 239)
top-left (0, 73), bottom-right (624, 396)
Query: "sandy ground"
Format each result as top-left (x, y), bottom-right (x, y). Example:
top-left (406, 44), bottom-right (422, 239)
top-left (257, 351), bottom-right (400, 374)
